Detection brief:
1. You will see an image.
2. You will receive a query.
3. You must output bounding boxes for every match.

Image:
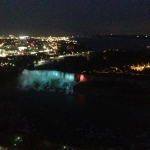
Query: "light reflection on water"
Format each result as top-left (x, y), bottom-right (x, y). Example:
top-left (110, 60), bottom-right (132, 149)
top-left (17, 69), bottom-right (85, 94)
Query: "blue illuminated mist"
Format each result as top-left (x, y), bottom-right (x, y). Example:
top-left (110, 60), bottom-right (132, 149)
top-left (17, 70), bottom-right (77, 94)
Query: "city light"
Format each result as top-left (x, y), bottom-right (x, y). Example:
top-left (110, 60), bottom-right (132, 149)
top-left (0, 35), bottom-right (81, 57)
top-left (63, 146), bottom-right (66, 149)
top-left (19, 36), bottom-right (29, 39)
top-left (130, 63), bottom-right (150, 71)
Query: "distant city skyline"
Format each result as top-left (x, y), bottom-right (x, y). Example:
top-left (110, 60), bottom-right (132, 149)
top-left (0, 0), bottom-right (150, 36)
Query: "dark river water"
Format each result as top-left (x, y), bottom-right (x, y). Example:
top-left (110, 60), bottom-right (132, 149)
top-left (1, 69), bottom-right (150, 149)
top-left (77, 37), bottom-right (150, 51)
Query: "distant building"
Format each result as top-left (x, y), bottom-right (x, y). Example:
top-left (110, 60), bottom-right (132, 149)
top-left (9, 35), bottom-right (16, 39)
top-left (67, 43), bottom-right (74, 50)
top-left (18, 36), bottom-right (29, 46)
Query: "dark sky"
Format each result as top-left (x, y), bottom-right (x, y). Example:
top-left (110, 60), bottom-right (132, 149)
top-left (0, 0), bottom-right (150, 36)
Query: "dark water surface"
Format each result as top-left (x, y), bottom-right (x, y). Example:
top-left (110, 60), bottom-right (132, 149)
top-left (0, 69), bottom-right (150, 149)
top-left (77, 37), bottom-right (150, 51)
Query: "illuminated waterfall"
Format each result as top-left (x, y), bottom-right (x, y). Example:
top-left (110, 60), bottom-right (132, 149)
top-left (17, 69), bottom-right (76, 94)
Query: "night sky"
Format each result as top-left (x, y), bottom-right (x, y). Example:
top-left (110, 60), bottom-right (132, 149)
top-left (0, 0), bottom-right (150, 36)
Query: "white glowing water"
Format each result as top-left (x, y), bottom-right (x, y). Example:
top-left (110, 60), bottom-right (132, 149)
top-left (17, 69), bottom-right (76, 93)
